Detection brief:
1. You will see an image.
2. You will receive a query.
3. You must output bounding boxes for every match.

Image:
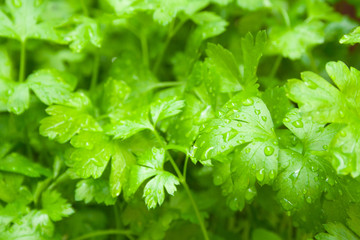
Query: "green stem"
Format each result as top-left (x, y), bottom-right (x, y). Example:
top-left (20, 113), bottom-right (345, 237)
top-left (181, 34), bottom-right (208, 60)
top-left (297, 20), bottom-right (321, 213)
top-left (183, 154), bottom-right (189, 181)
top-left (48, 171), bottom-right (70, 191)
top-left (19, 41), bottom-right (26, 82)
top-left (81, 0), bottom-right (89, 16)
top-left (140, 32), bottom-right (149, 67)
top-left (73, 229), bottom-right (133, 240)
top-left (153, 19), bottom-right (187, 74)
top-left (280, 7), bottom-right (291, 28)
top-left (152, 130), bottom-right (209, 240)
top-left (90, 52), bottom-right (100, 92)
top-left (270, 55), bottom-right (282, 78)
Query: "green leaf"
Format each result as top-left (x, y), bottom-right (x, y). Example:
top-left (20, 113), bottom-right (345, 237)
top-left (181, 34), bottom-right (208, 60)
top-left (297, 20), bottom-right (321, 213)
top-left (340, 26), bottom-right (360, 45)
top-left (191, 11), bottom-right (228, 40)
top-left (0, 153), bottom-right (51, 177)
top-left (101, 77), bottom-right (131, 113)
top-left (41, 190), bottom-right (74, 221)
top-left (0, 0), bottom-right (63, 42)
top-left (236, 0), bottom-right (271, 10)
top-left (105, 119), bottom-right (152, 140)
top-left (0, 210), bottom-right (55, 240)
top-left (306, 0), bottom-right (341, 22)
top-left (194, 95), bottom-right (277, 161)
top-left (283, 109), bottom-right (341, 152)
top-left (0, 47), bottom-right (12, 80)
top-left (150, 97), bottom-right (185, 124)
top-left (110, 145), bottom-right (135, 197)
top-left (252, 228), bottom-right (282, 240)
top-left (126, 147), bottom-right (180, 209)
top-left (64, 16), bottom-right (102, 52)
top-left (261, 86), bottom-right (293, 128)
top-left (39, 105), bottom-right (101, 143)
top-left (315, 222), bottom-right (359, 240)
top-left (68, 131), bottom-right (112, 178)
top-left (205, 43), bottom-right (241, 87)
top-left (268, 21), bottom-right (324, 59)
top-left (194, 95), bottom-right (278, 210)
top-left (0, 172), bottom-right (24, 203)
top-left (7, 83), bottom-right (29, 115)
top-left (274, 149), bottom-right (333, 211)
top-left (286, 61), bottom-right (360, 176)
top-left (241, 31), bottom-right (267, 86)
top-left (27, 69), bottom-right (77, 106)
top-left (75, 178), bottom-right (116, 205)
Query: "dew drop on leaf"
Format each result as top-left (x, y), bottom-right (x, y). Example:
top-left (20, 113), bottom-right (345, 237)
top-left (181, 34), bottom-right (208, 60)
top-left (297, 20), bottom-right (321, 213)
top-left (261, 116), bottom-right (267, 122)
top-left (283, 117), bottom-right (290, 123)
top-left (213, 175), bottom-right (222, 185)
top-left (339, 110), bottom-right (345, 118)
top-left (256, 169), bottom-right (265, 182)
top-left (242, 98), bottom-right (254, 106)
top-left (254, 109), bottom-right (260, 115)
top-left (306, 196), bottom-right (312, 203)
top-left (291, 120), bottom-right (303, 128)
top-left (269, 169), bottom-right (276, 179)
top-left (322, 145), bottom-right (328, 150)
top-left (264, 146), bottom-right (274, 156)
top-left (251, 163), bottom-right (256, 169)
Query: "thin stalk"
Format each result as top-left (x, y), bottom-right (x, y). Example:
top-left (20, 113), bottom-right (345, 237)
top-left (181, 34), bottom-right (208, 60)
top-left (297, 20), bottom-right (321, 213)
top-left (153, 19), bottom-right (187, 74)
top-left (270, 55), bottom-right (282, 78)
top-left (152, 130), bottom-right (209, 240)
top-left (140, 32), bottom-right (149, 67)
top-left (19, 41), bottom-right (26, 82)
top-left (280, 7), bottom-right (291, 28)
top-left (73, 229), bottom-right (133, 240)
top-left (81, 0), bottom-right (89, 16)
top-left (48, 171), bottom-right (70, 191)
top-left (90, 52), bottom-right (100, 92)
top-left (183, 154), bottom-right (189, 181)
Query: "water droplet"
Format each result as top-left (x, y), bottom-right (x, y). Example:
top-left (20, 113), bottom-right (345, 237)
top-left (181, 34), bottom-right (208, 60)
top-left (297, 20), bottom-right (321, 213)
top-left (213, 175), bottom-right (222, 185)
top-left (269, 169), bottom-right (276, 179)
top-left (245, 187), bottom-right (256, 201)
top-left (322, 145), bottom-right (328, 150)
top-left (237, 123), bottom-right (242, 127)
top-left (283, 117), bottom-right (290, 123)
top-left (326, 177), bottom-right (335, 186)
top-left (200, 141), bottom-right (205, 147)
top-left (256, 169), bottom-right (265, 182)
top-left (251, 164), bottom-right (256, 169)
top-left (261, 116), bottom-right (267, 122)
top-left (254, 109), bottom-right (260, 115)
top-left (302, 189), bottom-right (307, 194)
top-left (221, 145), bottom-right (226, 149)
top-left (273, 140), bottom-right (278, 146)
top-left (242, 98), bottom-right (254, 106)
top-left (289, 169), bottom-right (300, 182)
top-left (245, 148), bottom-right (251, 153)
top-left (292, 120), bottom-right (303, 128)
top-left (235, 114), bottom-right (240, 118)
top-left (306, 196), bottom-right (312, 203)
top-left (264, 146), bottom-right (274, 156)
top-left (339, 110), bottom-right (345, 118)
top-left (340, 130), bottom-right (347, 137)
top-left (224, 119), bottom-right (230, 124)
top-left (314, 176), bottom-right (319, 181)
top-left (204, 147), bottom-right (214, 159)
top-left (152, 148), bottom-right (158, 154)
top-left (280, 198), bottom-right (293, 210)
top-left (311, 165), bottom-right (318, 172)
top-left (338, 189), bottom-right (343, 196)
top-left (304, 80), bottom-right (318, 89)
